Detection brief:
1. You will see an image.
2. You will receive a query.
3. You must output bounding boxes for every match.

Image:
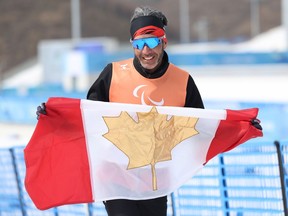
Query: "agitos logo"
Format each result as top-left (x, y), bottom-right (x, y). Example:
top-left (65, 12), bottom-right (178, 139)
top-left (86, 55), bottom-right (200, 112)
top-left (133, 85), bottom-right (164, 106)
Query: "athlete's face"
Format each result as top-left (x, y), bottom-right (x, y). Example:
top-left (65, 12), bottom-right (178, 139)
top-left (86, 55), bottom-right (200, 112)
top-left (132, 34), bottom-right (167, 73)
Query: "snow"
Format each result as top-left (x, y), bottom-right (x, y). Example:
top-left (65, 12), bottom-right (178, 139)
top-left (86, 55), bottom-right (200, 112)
top-left (0, 123), bottom-right (35, 148)
top-left (168, 26), bottom-right (287, 53)
top-left (233, 26), bottom-right (287, 52)
top-left (2, 63), bottom-right (43, 89)
top-left (189, 64), bottom-right (288, 103)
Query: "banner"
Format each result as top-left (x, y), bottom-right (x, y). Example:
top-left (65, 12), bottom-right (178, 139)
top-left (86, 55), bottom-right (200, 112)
top-left (24, 97), bottom-right (263, 210)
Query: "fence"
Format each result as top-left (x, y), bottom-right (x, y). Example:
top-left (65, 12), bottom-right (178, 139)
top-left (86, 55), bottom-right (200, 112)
top-left (0, 140), bottom-right (287, 216)
top-left (80, 51), bottom-right (288, 73)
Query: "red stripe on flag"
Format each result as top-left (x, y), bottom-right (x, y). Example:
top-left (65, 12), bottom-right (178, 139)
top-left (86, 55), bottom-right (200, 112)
top-left (24, 97), bottom-right (93, 210)
top-left (205, 108), bottom-right (263, 163)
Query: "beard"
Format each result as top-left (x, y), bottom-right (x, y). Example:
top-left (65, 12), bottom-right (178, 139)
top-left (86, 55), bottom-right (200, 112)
top-left (137, 48), bottom-right (165, 73)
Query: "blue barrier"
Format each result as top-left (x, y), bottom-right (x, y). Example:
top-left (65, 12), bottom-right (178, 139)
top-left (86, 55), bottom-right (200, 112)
top-left (1, 141), bottom-right (287, 216)
top-left (1, 90), bottom-right (288, 215)
top-left (1, 94), bottom-right (287, 141)
top-left (0, 92), bottom-right (86, 124)
top-left (168, 52), bottom-right (288, 66)
top-left (77, 51), bottom-right (288, 73)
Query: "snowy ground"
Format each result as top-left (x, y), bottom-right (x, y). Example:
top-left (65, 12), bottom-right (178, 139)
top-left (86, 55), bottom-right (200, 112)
top-left (0, 123), bottom-right (35, 148)
top-left (186, 64), bottom-right (288, 104)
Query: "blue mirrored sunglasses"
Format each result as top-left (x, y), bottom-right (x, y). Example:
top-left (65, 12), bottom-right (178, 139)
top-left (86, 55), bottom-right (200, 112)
top-left (131, 37), bottom-right (162, 50)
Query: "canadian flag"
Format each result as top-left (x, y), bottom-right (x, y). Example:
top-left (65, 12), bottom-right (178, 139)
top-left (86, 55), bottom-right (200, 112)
top-left (24, 97), bottom-right (263, 210)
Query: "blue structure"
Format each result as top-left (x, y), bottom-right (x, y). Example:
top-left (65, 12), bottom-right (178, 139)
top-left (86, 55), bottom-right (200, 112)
top-left (0, 141), bottom-right (287, 215)
top-left (79, 51), bottom-right (288, 73)
top-left (0, 92), bottom-right (288, 215)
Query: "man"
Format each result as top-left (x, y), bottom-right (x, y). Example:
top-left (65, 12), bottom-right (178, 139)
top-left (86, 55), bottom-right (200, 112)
top-left (37, 5), bottom-right (205, 216)
top-left (36, 6), bottom-right (262, 215)
top-left (86, 6), bottom-right (204, 216)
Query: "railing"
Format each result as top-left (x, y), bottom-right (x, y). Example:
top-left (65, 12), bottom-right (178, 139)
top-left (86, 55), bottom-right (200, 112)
top-left (1, 140), bottom-right (287, 216)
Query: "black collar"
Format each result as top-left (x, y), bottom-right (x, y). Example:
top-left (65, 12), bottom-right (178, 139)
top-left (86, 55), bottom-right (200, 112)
top-left (133, 51), bottom-right (169, 79)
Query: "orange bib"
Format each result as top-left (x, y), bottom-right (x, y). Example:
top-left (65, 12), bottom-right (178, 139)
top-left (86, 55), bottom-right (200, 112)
top-left (110, 59), bottom-right (189, 107)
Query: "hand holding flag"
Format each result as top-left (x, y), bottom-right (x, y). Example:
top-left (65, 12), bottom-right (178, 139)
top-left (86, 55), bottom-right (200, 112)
top-left (25, 97), bottom-right (263, 210)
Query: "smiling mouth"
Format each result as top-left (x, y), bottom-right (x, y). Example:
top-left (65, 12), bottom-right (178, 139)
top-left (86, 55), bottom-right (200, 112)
top-left (143, 56), bottom-right (154, 61)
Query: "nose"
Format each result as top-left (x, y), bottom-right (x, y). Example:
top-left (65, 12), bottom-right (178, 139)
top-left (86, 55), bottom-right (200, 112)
top-left (142, 44), bottom-right (152, 51)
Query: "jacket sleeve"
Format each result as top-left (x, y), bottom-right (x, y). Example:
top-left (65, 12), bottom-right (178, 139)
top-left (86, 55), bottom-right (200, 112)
top-left (185, 75), bottom-right (205, 109)
top-left (86, 63), bottom-right (112, 101)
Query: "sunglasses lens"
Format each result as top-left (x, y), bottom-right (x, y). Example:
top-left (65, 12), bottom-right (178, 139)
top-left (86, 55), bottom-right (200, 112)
top-left (146, 38), bottom-right (160, 49)
top-left (132, 40), bottom-right (144, 49)
top-left (132, 37), bottom-right (161, 50)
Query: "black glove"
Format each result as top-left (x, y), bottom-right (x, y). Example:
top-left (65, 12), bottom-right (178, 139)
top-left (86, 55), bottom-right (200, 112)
top-left (36, 103), bottom-right (47, 120)
top-left (251, 119), bottom-right (262, 130)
